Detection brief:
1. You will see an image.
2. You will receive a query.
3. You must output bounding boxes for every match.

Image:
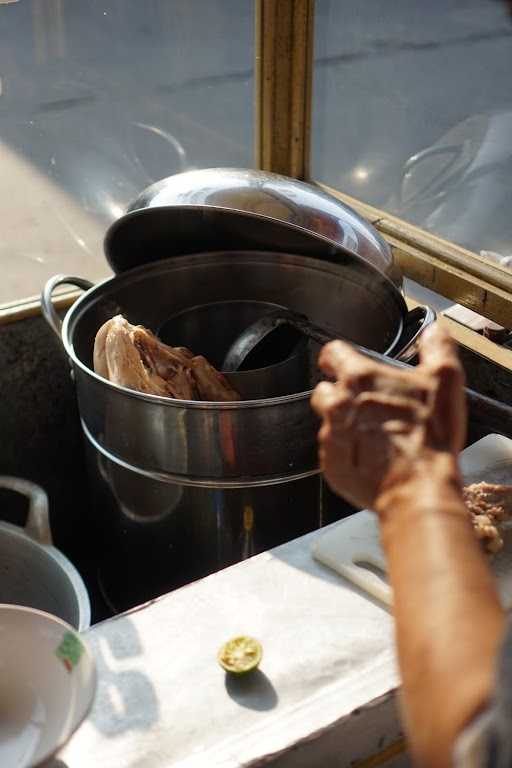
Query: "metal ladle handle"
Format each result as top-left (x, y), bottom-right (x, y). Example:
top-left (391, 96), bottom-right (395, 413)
top-left (278, 313), bottom-right (335, 347)
top-left (222, 308), bottom-right (435, 372)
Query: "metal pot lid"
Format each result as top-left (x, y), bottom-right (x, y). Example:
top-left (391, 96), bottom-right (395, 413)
top-left (104, 168), bottom-right (399, 283)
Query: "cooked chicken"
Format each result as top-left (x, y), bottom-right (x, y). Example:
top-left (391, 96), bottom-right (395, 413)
top-left (94, 315), bottom-right (240, 402)
top-left (463, 482), bottom-right (512, 554)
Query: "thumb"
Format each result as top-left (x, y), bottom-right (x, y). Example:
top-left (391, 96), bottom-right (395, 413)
top-left (417, 321), bottom-right (459, 371)
top-left (418, 322), bottom-right (466, 453)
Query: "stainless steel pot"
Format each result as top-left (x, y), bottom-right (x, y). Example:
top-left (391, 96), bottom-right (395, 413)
top-left (0, 477), bottom-right (90, 630)
top-left (104, 168), bottom-right (400, 284)
top-left (42, 251), bottom-right (431, 611)
top-left (42, 251), bottom-right (429, 482)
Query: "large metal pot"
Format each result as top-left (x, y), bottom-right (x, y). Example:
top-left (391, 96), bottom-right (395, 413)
top-left (0, 477), bottom-right (90, 630)
top-left (42, 251), bottom-right (430, 611)
top-left (104, 168), bottom-right (399, 283)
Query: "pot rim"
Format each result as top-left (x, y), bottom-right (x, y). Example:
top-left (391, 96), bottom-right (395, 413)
top-left (62, 251), bottom-right (407, 411)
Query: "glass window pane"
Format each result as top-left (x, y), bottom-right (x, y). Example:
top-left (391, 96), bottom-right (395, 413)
top-left (313, 0), bottom-right (512, 267)
top-left (0, 0), bottom-right (254, 303)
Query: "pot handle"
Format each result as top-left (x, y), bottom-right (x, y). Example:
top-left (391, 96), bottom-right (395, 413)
top-left (41, 274), bottom-right (94, 339)
top-left (395, 305), bottom-right (436, 363)
top-left (0, 476), bottom-right (52, 545)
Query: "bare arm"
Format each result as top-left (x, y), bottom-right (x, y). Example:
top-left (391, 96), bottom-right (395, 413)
top-left (311, 325), bottom-right (505, 767)
top-left (378, 457), bottom-right (504, 767)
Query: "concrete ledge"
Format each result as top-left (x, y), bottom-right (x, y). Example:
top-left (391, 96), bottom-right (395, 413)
top-left (53, 522), bottom-right (402, 767)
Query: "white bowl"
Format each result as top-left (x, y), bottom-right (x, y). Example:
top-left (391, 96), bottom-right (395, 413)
top-left (0, 605), bottom-right (96, 767)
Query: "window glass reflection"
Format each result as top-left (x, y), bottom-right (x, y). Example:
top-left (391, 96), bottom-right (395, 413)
top-left (313, 0), bottom-right (512, 265)
top-left (0, 0), bottom-right (253, 302)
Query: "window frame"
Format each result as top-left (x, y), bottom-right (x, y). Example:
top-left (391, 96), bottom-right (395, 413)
top-left (3, 0), bottom-right (512, 376)
top-left (255, 0), bottom-right (512, 334)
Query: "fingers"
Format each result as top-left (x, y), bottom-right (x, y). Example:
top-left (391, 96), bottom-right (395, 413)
top-left (318, 339), bottom-right (429, 403)
top-left (318, 340), bottom-right (374, 385)
top-left (312, 383), bottom-right (355, 480)
top-left (418, 322), bottom-right (460, 374)
top-left (311, 381), bottom-right (343, 418)
top-left (355, 392), bottom-right (426, 430)
top-left (369, 372), bottom-right (429, 403)
top-left (417, 322), bottom-right (466, 452)
top-left (312, 384), bottom-right (355, 436)
top-left (321, 324), bottom-right (461, 392)
top-left (428, 373), bottom-right (466, 453)
top-left (316, 392), bottom-right (354, 483)
top-left (315, 323), bottom-right (466, 463)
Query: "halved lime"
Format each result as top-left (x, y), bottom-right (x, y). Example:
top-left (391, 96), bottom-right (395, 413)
top-left (217, 636), bottom-right (262, 674)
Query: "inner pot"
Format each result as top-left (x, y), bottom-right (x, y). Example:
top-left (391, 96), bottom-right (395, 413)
top-left (158, 300), bottom-right (311, 399)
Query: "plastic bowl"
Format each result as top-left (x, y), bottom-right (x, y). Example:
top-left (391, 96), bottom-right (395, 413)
top-left (0, 605), bottom-right (96, 767)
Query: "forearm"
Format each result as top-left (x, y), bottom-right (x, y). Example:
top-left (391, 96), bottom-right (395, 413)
top-left (377, 455), bottom-right (506, 768)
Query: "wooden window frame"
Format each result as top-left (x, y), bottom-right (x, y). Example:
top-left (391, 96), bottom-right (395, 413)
top-left (254, 0), bottom-right (512, 372)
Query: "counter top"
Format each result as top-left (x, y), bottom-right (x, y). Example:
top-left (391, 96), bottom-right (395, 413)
top-left (48, 519), bottom-right (402, 768)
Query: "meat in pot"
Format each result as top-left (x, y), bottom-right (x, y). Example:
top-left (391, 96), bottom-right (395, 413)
top-left (94, 315), bottom-right (240, 402)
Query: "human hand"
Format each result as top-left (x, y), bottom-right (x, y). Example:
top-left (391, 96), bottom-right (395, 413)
top-left (310, 322), bottom-right (466, 511)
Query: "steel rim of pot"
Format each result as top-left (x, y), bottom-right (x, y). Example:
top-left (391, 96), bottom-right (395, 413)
top-left (59, 254), bottom-right (407, 410)
top-left (82, 418), bottom-right (320, 488)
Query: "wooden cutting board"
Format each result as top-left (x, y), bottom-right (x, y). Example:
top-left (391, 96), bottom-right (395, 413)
top-left (312, 434), bottom-right (512, 610)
